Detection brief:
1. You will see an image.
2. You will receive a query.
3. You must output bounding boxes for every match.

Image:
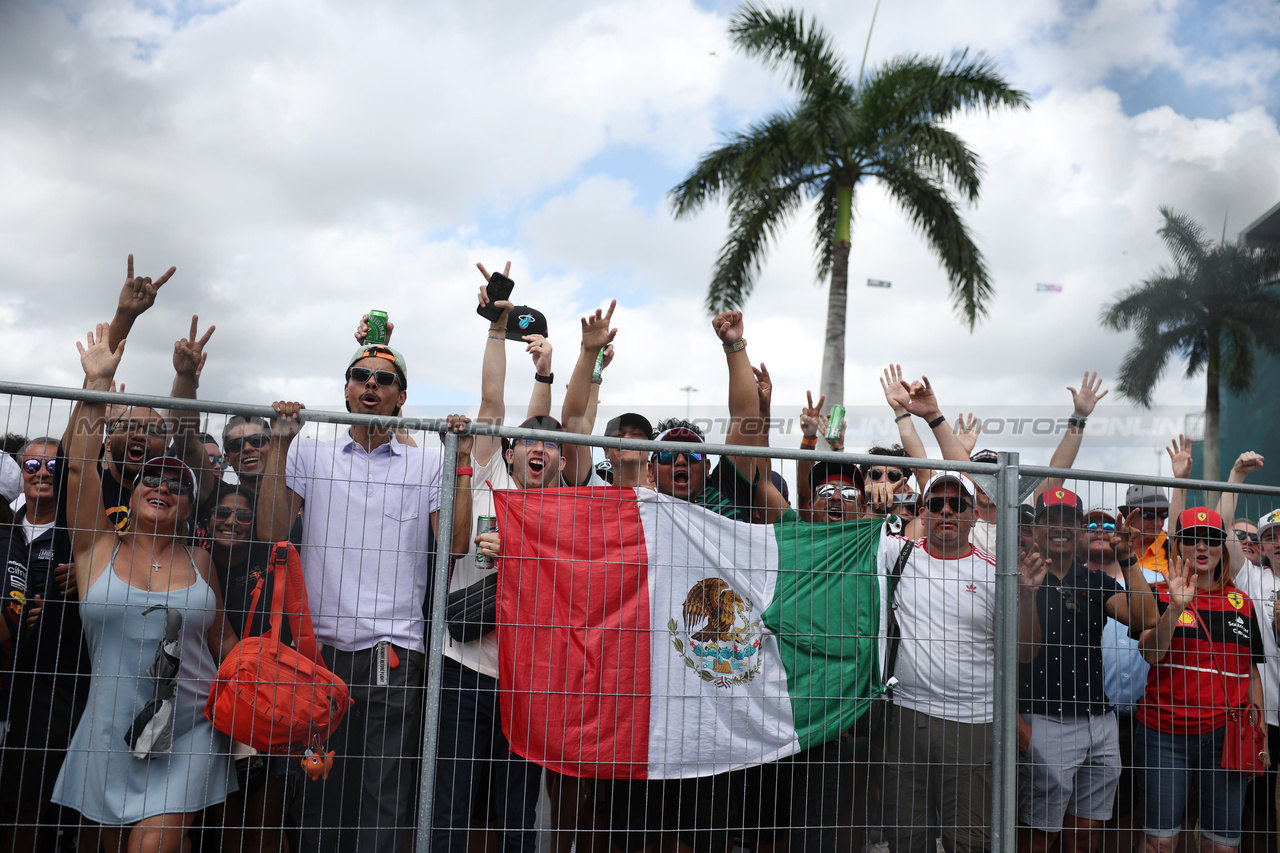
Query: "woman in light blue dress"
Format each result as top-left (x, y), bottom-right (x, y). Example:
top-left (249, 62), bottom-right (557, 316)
top-left (52, 324), bottom-right (239, 853)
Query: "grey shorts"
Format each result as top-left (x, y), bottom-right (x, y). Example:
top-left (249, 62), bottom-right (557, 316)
top-left (1018, 712), bottom-right (1121, 831)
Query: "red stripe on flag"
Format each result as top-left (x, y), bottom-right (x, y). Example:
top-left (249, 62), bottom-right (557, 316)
top-left (495, 487), bottom-right (650, 779)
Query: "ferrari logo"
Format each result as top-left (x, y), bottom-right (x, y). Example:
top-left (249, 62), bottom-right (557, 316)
top-left (1228, 592), bottom-right (1245, 610)
top-left (1197, 512), bottom-right (1207, 522)
top-left (1055, 490), bottom-right (1065, 499)
top-left (1178, 611), bottom-right (1196, 626)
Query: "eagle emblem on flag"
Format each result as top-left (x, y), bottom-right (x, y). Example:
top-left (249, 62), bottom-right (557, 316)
top-left (669, 578), bottom-right (763, 688)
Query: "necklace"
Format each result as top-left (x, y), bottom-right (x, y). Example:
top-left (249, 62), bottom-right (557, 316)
top-left (152, 560), bottom-right (163, 572)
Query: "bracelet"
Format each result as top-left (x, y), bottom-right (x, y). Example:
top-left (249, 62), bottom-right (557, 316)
top-left (800, 436), bottom-right (817, 449)
top-left (927, 415), bottom-right (946, 429)
top-left (590, 377), bottom-right (603, 385)
top-left (1068, 415), bottom-right (1087, 429)
top-left (534, 372), bottom-right (554, 384)
top-left (722, 339), bottom-right (747, 354)
top-left (488, 335), bottom-right (505, 342)
top-left (1118, 555), bottom-right (1138, 568)
top-left (456, 467), bottom-right (474, 477)
top-left (894, 413), bottom-right (911, 423)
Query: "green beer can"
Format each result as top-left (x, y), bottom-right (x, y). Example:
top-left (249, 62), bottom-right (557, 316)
top-left (367, 310), bottom-right (390, 345)
top-left (825, 404), bottom-right (845, 442)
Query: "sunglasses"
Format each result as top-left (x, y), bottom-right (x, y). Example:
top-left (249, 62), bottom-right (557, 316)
top-left (347, 367), bottom-right (400, 387)
top-left (22, 458), bottom-right (56, 474)
top-left (1087, 522), bottom-right (1116, 532)
top-left (211, 506), bottom-right (254, 524)
top-left (815, 484), bottom-right (861, 502)
top-left (113, 419), bottom-right (168, 437)
top-left (654, 450), bottom-right (704, 464)
top-left (926, 496), bottom-right (970, 514)
top-left (867, 468), bottom-right (905, 483)
top-left (1235, 530), bottom-right (1260, 544)
top-left (1140, 510), bottom-right (1168, 521)
top-left (225, 433), bottom-right (270, 454)
top-left (139, 473), bottom-right (193, 496)
top-left (518, 439), bottom-right (559, 450)
top-left (1177, 531), bottom-right (1225, 546)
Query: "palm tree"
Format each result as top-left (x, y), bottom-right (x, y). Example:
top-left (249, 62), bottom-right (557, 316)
top-left (1102, 206), bottom-right (1280, 482)
top-left (669, 3), bottom-right (1028, 406)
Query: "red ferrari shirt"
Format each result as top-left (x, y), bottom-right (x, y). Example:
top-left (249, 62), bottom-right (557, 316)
top-left (1137, 583), bottom-right (1265, 734)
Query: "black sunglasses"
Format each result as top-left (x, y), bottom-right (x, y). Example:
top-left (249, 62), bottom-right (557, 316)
top-left (1235, 530), bottom-right (1260, 544)
top-left (212, 506), bottom-right (254, 524)
top-left (926, 496), bottom-right (970, 514)
top-left (139, 473), bottom-right (193, 496)
top-left (224, 433), bottom-right (270, 454)
top-left (22, 458), bottom-right (56, 474)
top-left (348, 367), bottom-right (400, 387)
top-left (1177, 530), bottom-right (1226, 545)
top-left (653, 450), bottom-right (704, 464)
top-left (1140, 509), bottom-right (1168, 521)
top-left (867, 468), bottom-right (905, 483)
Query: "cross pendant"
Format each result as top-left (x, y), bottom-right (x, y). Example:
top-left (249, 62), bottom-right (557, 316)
top-left (152, 561), bottom-right (163, 572)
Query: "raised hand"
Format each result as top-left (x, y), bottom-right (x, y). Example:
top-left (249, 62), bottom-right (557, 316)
top-left (880, 364), bottom-right (910, 416)
top-left (800, 391), bottom-right (826, 440)
top-left (600, 344), bottom-right (615, 371)
top-left (712, 311), bottom-right (744, 345)
top-left (1018, 549), bottom-right (1048, 594)
top-left (955, 412), bottom-right (982, 454)
top-left (77, 323), bottom-right (126, 383)
top-left (1166, 434), bottom-right (1193, 479)
top-left (1233, 451), bottom-right (1265, 480)
top-left (116, 254), bottom-right (176, 319)
top-left (1068, 372), bottom-right (1109, 418)
top-left (173, 315), bottom-right (215, 380)
top-left (753, 363), bottom-right (772, 412)
top-left (1106, 514), bottom-right (1136, 563)
top-left (892, 376), bottom-right (942, 422)
top-left (269, 401), bottom-right (306, 442)
top-left (1165, 556), bottom-right (1196, 611)
top-left (525, 334), bottom-right (552, 376)
top-left (355, 313), bottom-right (395, 345)
top-left (476, 261), bottom-right (514, 325)
top-left (580, 300), bottom-right (618, 352)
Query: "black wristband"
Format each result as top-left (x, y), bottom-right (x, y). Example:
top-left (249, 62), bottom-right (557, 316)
top-left (1068, 415), bottom-right (1087, 429)
top-left (1118, 555), bottom-right (1138, 568)
top-left (534, 372), bottom-right (554, 384)
top-left (894, 413), bottom-right (911, 423)
top-left (927, 415), bottom-right (946, 429)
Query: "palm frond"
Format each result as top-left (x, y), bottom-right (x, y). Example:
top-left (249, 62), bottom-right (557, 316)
top-left (706, 181), bottom-right (807, 312)
top-left (1114, 324), bottom-right (1196, 407)
top-left (729, 3), bottom-right (852, 101)
top-left (877, 165), bottom-right (991, 328)
top-left (1219, 318), bottom-right (1256, 396)
top-left (1157, 206), bottom-right (1211, 276)
top-left (669, 114), bottom-right (797, 218)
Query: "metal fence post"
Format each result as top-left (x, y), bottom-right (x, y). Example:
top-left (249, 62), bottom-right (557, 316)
top-left (992, 451), bottom-right (1021, 853)
top-left (415, 428), bottom-right (460, 853)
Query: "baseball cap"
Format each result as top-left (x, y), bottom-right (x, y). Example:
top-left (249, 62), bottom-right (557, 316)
top-left (1085, 506), bottom-right (1119, 524)
top-left (809, 461), bottom-right (864, 495)
top-left (136, 455), bottom-right (200, 501)
top-left (605, 413), bottom-right (654, 440)
top-left (1119, 484), bottom-right (1169, 512)
top-left (348, 344), bottom-right (408, 388)
top-left (655, 427), bottom-right (704, 444)
top-left (1036, 487), bottom-right (1084, 519)
top-left (1257, 509), bottom-right (1280, 539)
top-left (921, 472), bottom-right (976, 499)
top-left (505, 306), bottom-right (549, 342)
top-left (970, 449), bottom-right (999, 465)
top-left (1174, 507), bottom-right (1226, 542)
top-left (518, 415), bottom-right (563, 433)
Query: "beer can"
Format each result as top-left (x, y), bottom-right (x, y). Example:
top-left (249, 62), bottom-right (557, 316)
top-left (825, 404), bottom-right (846, 441)
top-left (475, 515), bottom-right (497, 569)
top-left (367, 310), bottom-right (390, 345)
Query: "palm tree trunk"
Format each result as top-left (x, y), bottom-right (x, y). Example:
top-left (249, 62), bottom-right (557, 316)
top-left (1204, 332), bottom-right (1221, 492)
top-left (819, 185), bottom-right (854, 408)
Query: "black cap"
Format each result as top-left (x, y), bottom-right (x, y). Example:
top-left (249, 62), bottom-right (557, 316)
top-left (506, 306), bottom-right (549, 342)
top-left (809, 461), bottom-right (865, 494)
top-left (518, 414), bottom-right (563, 432)
top-left (604, 413), bottom-right (654, 439)
top-left (970, 449), bottom-right (999, 465)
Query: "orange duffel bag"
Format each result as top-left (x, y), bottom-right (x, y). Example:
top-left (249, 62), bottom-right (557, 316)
top-left (205, 541), bottom-right (353, 757)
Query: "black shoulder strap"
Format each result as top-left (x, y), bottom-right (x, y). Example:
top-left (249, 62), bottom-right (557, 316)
top-left (882, 539), bottom-right (916, 689)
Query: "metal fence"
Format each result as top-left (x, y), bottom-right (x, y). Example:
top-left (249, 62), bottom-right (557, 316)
top-left (2, 380), bottom-right (1280, 853)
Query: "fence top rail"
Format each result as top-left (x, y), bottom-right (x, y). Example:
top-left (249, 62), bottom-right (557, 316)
top-left (6, 380), bottom-right (1279, 498)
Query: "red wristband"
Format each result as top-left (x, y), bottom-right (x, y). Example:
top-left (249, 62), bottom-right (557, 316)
top-left (456, 467), bottom-right (474, 477)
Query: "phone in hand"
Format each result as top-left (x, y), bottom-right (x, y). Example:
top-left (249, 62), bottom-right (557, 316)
top-left (476, 272), bottom-right (516, 322)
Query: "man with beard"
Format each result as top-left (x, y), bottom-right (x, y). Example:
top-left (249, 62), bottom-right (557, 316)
top-left (1017, 489), bottom-right (1159, 853)
top-left (802, 460), bottom-right (866, 523)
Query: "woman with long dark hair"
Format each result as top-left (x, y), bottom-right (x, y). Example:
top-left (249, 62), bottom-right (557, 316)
top-left (51, 325), bottom-right (237, 853)
top-left (1135, 506), bottom-right (1268, 852)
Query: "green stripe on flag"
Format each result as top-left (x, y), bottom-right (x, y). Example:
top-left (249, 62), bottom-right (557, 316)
top-left (762, 518), bottom-right (883, 750)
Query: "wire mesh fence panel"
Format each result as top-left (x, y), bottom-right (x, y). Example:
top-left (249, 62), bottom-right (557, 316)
top-left (2, 383), bottom-right (1280, 853)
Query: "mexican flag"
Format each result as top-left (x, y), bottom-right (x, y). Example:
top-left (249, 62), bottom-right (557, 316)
top-left (492, 487), bottom-right (885, 780)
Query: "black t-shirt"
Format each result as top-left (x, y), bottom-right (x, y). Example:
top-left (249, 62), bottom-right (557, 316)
top-left (693, 459), bottom-right (760, 522)
top-left (214, 540), bottom-right (285, 643)
top-left (1019, 561), bottom-right (1124, 717)
top-left (0, 517), bottom-right (79, 683)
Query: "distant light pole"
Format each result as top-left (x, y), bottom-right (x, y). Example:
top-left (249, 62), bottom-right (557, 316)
top-left (680, 386), bottom-right (698, 420)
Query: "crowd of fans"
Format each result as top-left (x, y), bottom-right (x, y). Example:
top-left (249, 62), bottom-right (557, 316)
top-left (0, 255), bottom-right (1277, 853)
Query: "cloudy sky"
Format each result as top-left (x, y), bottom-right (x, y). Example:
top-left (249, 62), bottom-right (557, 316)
top-left (1, 0), bottom-right (1278, 489)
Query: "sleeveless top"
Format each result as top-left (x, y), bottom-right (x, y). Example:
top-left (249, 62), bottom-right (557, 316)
top-left (51, 540), bottom-right (235, 824)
